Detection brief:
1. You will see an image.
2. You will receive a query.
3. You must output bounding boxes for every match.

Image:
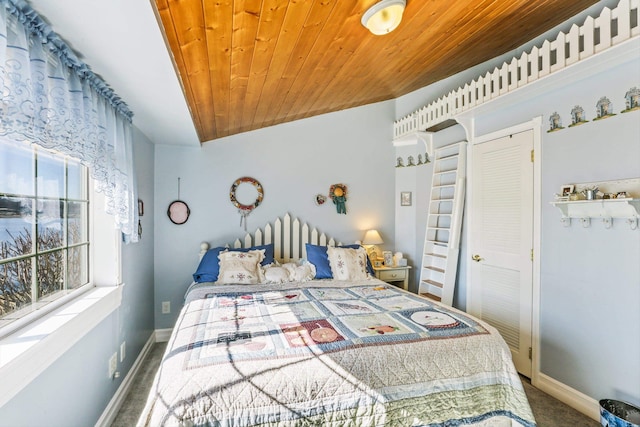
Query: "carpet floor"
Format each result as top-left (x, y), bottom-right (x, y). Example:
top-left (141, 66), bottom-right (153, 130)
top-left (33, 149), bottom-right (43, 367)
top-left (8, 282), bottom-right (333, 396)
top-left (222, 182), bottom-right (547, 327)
top-left (112, 342), bottom-right (599, 426)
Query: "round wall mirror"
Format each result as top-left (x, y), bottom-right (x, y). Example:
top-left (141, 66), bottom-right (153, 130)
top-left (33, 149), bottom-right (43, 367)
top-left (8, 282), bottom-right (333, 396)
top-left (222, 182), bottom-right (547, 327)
top-left (167, 200), bottom-right (190, 225)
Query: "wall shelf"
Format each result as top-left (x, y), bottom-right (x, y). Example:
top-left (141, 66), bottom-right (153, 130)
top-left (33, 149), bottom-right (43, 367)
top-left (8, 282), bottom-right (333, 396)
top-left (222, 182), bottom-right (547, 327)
top-left (550, 199), bottom-right (640, 229)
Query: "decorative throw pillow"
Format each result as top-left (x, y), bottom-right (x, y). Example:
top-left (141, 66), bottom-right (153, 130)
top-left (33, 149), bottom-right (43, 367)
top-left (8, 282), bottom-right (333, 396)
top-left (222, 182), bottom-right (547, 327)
top-left (326, 246), bottom-right (369, 281)
top-left (263, 265), bottom-right (292, 284)
top-left (292, 262), bottom-right (316, 282)
top-left (192, 243), bottom-right (274, 283)
top-left (262, 261), bottom-right (316, 283)
top-left (233, 243), bottom-right (275, 266)
top-left (305, 243), bottom-right (334, 279)
top-left (192, 246), bottom-right (227, 283)
top-left (305, 243), bottom-right (375, 279)
top-left (216, 250), bottom-right (265, 285)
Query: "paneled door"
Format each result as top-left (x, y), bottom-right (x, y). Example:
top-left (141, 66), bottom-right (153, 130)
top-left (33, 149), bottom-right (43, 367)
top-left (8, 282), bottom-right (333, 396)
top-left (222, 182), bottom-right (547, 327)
top-left (468, 130), bottom-right (534, 377)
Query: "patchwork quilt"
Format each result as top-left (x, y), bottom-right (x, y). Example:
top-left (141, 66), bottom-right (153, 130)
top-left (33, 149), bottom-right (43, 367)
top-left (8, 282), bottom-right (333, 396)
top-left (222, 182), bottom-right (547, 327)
top-left (138, 279), bottom-right (536, 426)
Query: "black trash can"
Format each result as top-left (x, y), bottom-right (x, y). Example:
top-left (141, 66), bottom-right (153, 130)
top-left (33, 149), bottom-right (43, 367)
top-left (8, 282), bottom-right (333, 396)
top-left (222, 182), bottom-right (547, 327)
top-left (600, 399), bottom-right (640, 427)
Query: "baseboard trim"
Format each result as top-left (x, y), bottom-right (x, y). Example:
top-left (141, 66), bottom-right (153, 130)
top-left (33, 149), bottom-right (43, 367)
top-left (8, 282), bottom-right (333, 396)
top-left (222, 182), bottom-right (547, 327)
top-left (95, 333), bottom-right (156, 427)
top-left (533, 372), bottom-right (600, 422)
top-left (155, 328), bottom-right (173, 342)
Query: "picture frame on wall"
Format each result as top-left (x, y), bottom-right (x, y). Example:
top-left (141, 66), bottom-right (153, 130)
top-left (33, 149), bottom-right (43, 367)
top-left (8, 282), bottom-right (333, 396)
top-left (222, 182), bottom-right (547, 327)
top-left (400, 191), bottom-right (412, 206)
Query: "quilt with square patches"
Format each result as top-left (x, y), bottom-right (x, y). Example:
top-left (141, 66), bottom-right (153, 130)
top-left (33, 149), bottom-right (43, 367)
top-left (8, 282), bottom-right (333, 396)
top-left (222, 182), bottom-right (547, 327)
top-left (138, 279), bottom-right (536, 427)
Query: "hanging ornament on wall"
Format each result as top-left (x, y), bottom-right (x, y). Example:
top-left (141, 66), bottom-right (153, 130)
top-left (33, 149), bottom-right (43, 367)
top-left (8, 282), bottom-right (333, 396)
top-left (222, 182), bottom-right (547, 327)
top-left (167, 177), bottom-right (191, 225)
top-left (230, 176), bottom-right (264, 231)
top-left (329, 183), bottom-right (347, 215)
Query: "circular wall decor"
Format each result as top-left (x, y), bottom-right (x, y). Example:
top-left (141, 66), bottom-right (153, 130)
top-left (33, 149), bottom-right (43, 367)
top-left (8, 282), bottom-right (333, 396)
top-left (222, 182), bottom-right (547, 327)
top-left (230, 176), bottom-right (263, 231)
top-left (230, 177), bottom-right (264, 212)
top-left (167, 200), bottom-right (190, 225)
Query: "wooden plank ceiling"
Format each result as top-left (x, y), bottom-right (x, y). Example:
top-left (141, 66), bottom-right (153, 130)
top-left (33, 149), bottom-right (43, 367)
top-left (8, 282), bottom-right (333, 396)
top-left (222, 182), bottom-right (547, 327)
top-left (153, 0), bottom-right (597, 143)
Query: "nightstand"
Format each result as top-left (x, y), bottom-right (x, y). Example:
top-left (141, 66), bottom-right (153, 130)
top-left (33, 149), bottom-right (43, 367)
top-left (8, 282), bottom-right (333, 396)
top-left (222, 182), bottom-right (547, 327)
top-left (373, 265), bottom-right (411, 291)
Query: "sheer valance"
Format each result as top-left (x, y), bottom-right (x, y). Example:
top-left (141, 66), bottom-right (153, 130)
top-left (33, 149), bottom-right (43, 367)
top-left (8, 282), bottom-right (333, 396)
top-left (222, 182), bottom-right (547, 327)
top-left (0, 0), bottom-right (138, 242)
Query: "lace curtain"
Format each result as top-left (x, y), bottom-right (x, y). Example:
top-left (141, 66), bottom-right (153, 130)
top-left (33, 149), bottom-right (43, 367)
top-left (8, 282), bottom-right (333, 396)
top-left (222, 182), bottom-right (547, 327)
top-left (0, 0), bottom-right (138, 242)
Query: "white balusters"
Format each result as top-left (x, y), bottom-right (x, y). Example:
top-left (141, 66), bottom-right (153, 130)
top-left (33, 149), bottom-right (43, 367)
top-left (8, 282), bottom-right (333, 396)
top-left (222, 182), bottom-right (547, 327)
top-left (393, 0), bottom-right (637, 139)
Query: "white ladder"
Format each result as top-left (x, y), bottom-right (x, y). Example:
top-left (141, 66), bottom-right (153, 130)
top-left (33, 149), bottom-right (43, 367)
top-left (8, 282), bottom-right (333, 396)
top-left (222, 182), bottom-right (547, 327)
top-left (418, 141), bottom-right (467, 306)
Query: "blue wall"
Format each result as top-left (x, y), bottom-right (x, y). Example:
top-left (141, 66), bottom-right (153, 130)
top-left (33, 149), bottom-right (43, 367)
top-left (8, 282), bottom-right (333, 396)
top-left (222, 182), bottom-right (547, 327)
top-left (392, 3), bottom-right (639, 408)
top-left (153, 101), bottom-right (397, 329)
top-left (404, 45), bottom-right (639, 407)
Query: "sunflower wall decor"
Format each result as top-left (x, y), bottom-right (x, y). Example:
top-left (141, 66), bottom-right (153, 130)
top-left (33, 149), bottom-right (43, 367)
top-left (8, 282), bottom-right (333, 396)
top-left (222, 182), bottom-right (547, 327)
top-left (329, 183), bottom-right (347, 215)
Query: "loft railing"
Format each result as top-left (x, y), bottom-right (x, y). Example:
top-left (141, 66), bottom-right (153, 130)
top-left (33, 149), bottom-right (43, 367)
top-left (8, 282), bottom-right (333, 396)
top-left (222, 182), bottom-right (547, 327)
top-left (393, 0), bottom-right (639, 139)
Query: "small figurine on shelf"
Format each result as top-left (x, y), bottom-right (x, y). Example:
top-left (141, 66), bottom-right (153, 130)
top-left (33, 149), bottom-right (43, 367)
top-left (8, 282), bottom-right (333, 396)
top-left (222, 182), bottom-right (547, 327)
top-left (548, 112), bottom-right (564, 132)
top-left (569, 105), bottom-right (588, 127)
top-left (595, 96), bottom-right (615, 120)
top-left (580, 186), bottom-right (598, 200)
top-left (622, 87), bottom-right (640, 112)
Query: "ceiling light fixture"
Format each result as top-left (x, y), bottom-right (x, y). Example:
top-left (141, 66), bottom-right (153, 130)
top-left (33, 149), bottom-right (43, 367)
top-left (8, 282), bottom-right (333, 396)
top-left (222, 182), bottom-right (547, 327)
top-left (361, 0), bottom-right (406, 35)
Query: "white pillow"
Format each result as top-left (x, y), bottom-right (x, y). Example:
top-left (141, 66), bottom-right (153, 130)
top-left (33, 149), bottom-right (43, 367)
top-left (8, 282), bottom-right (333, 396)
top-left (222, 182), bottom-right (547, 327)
top-left (262, 261), bottom-right (316, 283)
top-left (263, 265), bottom-right (292, 284)
top-left (292, 261), bottom-right (316, 282)
top-left (216, 249), bottom-right (265, 284)
top-left (326, 246), bottom-right (369, 281)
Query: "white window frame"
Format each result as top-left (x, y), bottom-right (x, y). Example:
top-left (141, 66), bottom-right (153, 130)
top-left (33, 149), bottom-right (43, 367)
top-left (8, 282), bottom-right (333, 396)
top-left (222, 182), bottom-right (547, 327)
top-left (0, 149), bottom-right (123, 407)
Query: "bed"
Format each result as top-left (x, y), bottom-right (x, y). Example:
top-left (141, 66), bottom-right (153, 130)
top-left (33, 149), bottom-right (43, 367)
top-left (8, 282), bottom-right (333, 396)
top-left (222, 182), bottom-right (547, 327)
top-left (138, 214), bottom-right (535, 426)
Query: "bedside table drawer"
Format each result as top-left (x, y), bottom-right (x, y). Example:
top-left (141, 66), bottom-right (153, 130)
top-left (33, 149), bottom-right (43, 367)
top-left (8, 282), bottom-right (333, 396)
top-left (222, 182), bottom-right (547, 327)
top-left (378, 269), bottom-right (407, 281)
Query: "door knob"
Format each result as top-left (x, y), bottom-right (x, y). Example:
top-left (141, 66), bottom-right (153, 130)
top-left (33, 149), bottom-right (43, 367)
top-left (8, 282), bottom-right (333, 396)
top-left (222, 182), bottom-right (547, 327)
top-left (472, 254), bottom-right (484, 262)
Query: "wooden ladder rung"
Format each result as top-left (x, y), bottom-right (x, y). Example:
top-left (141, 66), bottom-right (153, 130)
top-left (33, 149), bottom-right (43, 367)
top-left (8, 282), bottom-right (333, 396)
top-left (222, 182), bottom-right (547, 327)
top-left (422, 279), bottom-right (444, 288)
top-left (425, 252), bottom-right (446, 258)
top-left (420, 292), bottom-right (442, 302)
top-left (424, 266), bottom-right (445, 273)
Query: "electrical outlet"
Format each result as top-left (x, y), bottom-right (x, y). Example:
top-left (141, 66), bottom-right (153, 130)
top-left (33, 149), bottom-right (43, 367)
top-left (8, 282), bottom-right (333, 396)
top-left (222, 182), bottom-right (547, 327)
top-left (120, 341), bottom-right (126, 362)
top-left (162, 301), bottom-right (170, 314)
top-left (108, 352), bottom-right (118, 378)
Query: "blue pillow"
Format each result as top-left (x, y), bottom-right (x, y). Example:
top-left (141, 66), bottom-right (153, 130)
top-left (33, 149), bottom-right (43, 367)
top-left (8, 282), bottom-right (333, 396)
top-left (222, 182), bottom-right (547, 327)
top-left (305, 243), bottom-right (374, 279)
top-left (192, 246), bottom-right (226, 283)
top-left (193, 243), bottom-right (274, 283)
top-left (306, 244), bottom-right (333, 279)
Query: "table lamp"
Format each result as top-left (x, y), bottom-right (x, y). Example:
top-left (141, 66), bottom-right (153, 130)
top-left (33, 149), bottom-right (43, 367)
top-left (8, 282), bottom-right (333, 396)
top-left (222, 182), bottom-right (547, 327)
top-left (362, 229), bottom-right (384, 265)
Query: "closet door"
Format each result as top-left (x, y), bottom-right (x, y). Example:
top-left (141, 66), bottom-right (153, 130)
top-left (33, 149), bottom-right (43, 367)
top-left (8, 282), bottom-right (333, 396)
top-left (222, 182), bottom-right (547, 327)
top-left (468, 130), bottom-right (534, 377)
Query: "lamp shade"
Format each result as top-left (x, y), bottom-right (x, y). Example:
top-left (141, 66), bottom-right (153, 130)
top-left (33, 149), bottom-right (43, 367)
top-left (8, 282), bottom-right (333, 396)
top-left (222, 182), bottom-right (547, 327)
top-left (362, 229), bottom-right (384, 245)
top-left (361, 0), bottom-right (406, 35)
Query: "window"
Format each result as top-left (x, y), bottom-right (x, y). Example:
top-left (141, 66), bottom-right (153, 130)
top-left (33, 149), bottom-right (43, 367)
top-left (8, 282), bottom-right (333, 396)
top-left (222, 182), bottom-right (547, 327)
top-left (0, 140), bottom-right (89, 328)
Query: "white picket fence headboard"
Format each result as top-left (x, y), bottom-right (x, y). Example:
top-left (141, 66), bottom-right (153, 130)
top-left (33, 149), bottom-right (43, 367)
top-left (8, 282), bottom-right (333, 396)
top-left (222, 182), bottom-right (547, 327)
top-left (200, 213), bottom-right (346, 263)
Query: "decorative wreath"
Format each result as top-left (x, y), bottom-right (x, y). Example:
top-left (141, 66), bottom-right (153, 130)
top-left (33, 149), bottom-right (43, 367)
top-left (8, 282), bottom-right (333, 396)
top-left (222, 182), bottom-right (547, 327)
top-left (230, 176), bottom-right (264, 212)
top-left (329, 183), bottom-right (347, 200)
